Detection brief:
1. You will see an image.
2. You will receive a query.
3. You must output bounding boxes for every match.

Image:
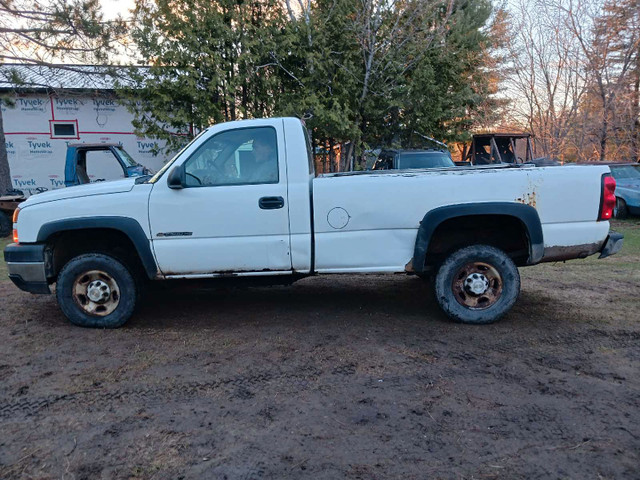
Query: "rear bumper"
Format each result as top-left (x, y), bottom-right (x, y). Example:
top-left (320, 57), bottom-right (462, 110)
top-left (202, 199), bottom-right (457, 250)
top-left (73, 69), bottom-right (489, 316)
top-left (3, 243), bottom-right (51, 294)
top-left (598, 231), bottom-right (624, 259)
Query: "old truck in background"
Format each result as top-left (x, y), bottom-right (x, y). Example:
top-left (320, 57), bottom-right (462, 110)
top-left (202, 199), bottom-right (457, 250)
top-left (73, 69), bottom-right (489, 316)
top-left (461, 133), bottom-right (561, 167)
top-left (4, 117), bottom-right (623, 328)
top-left (0, 143), bottom-right (152, 237)
top-left (63, 142), bottom-right (153, 186)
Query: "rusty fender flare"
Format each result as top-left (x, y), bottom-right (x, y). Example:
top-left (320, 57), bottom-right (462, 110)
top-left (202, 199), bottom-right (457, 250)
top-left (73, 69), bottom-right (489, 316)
top-left (36, 216), bottom-right (158, 279)
top-left (412, 202), bottom-right (544, 273)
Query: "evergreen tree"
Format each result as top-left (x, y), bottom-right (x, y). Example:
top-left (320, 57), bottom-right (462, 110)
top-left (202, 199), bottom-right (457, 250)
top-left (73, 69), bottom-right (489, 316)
top-left (124, 0), bottom-right (287, 151)
top-left (124, 0), bottom-right (502, 170)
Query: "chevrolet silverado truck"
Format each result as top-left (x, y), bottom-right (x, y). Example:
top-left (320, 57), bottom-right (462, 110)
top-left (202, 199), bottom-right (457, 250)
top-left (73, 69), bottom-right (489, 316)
top-left (4, 117), bottom-right (624, 328)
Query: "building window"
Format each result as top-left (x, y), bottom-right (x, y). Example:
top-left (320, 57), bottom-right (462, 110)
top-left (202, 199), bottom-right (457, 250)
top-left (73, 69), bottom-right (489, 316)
top-left (50, 120), bottom-right (78, 138)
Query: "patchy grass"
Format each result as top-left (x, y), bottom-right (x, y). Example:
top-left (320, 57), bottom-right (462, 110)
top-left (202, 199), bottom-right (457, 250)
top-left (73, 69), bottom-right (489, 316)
top-left (611, 218), bottom-right (640, 256)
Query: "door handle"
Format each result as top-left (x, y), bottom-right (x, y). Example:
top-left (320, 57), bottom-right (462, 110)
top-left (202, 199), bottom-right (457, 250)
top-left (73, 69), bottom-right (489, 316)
top-left (259, 196), bottom-right (285, 210)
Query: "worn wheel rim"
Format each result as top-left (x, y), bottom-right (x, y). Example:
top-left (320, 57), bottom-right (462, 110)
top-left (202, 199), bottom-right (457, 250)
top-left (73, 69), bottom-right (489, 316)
top-left (72, 270), bottom-right (120, 316)
top-left (452, 261), bottom-right (503, 310)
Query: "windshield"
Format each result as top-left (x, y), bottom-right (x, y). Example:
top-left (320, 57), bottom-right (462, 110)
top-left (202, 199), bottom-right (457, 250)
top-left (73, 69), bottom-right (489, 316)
top-left (397, 152), bottom-right (454, 169)
top-left (114, 146), bottom-right (138, 168)
top-left (610, 165), bottom-right (640, 180)
top-left (149, 129), bottom-right (209, 184)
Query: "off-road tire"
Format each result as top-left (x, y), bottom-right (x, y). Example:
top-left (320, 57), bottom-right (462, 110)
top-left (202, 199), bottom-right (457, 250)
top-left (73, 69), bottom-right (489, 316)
top-left (614, 197), bottom-right (628, 219)
top-left (56, 253), bottom-right (137, 328)
top-left (0, 211), bottom-right (11, 237)
top-left (434, 245), bottom-right (520, 325)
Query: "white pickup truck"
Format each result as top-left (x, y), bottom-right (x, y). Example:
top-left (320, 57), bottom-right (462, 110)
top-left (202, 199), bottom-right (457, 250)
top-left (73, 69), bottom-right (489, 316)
top-left (4, 117), bottom-right (623, 328)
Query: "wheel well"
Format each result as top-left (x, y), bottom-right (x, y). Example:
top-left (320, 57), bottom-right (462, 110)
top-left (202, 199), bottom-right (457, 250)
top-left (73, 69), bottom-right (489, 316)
top-left (47, 228), bottom-right (145, 281)
top-left (425, 215), bottom-right (530, 268)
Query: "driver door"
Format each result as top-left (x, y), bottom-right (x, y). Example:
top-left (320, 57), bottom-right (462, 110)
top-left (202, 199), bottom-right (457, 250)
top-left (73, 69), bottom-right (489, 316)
top-left (148, 124), bottom-right (292, 276)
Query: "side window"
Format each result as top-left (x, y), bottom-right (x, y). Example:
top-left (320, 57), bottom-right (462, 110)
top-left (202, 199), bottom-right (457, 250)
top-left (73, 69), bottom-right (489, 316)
top-left (183, 127), bottom-right (278, 187)
top-left (84, 150), bottom-right (126, 182)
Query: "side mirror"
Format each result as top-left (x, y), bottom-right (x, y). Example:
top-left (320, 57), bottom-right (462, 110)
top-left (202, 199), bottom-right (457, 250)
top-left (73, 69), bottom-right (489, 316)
top-left (167, 165), bottom-right (184, 189)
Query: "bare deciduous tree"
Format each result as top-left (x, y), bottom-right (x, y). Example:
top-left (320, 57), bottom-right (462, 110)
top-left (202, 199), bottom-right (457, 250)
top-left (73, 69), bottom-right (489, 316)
top-left (506, 0), bottom-right (588, 161)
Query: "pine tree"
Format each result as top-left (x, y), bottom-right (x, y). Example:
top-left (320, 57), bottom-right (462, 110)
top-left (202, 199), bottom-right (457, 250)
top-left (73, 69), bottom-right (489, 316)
top-left (123, 0), bottom-right (288, 151)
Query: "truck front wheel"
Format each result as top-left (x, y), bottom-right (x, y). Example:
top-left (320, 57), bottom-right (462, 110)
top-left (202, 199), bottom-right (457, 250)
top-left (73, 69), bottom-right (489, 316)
top-left (434, 245), bottom-right (520, 325)
top-left (56, 253), bottom-right (137, 328)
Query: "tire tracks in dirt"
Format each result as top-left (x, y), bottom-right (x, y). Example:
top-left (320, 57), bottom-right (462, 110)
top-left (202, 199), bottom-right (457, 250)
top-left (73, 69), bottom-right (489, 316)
top-left (0, 365), bottom-right (323, 419)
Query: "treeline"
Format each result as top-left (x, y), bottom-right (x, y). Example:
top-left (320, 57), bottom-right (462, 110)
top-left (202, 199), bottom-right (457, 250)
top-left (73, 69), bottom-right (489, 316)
top-left (122, 0), bottom-right (505, 171)
top-left (506, 0), bottom-right (639, 163)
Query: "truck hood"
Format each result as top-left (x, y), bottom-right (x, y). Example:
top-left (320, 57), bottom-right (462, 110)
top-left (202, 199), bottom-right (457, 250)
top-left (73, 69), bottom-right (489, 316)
top-left (22, 178), bottom-right (137, 207)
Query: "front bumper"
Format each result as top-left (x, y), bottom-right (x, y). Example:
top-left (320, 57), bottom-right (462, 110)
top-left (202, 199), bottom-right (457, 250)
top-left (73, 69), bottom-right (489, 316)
top-left (599, 231), bottom-right (624, 259)
top-left (3, 243), bottom-right (51, 294)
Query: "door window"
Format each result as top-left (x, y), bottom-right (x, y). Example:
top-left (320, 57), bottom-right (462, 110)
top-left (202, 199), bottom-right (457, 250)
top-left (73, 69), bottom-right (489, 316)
top-left (183, 127), bottom-right (279, 187)
top-left (84, 150), bottom-right (126, 182)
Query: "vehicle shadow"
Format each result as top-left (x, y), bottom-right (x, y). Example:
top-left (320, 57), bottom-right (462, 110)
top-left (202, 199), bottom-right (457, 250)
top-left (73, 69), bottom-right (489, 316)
top-left (125, 274), bottom-right (577, 332)
top-left (0, 275), bottom-right (582, 333)
top-left (130, 274), bottom-right (447, 330)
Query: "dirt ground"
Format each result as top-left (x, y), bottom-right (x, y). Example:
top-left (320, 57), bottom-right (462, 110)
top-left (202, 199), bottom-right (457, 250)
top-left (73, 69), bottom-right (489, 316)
top-left (1, 220), bottom-right (639, 479)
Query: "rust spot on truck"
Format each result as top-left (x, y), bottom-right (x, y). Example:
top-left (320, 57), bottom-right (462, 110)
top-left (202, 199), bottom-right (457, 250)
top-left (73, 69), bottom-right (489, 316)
top-left (515, 191), bottom-right (537, 208)
top-left (404, 258), bottom-right (415, 273)
top-left (161, 268), bottom-right (283, 278)
top-left (541, 242), bottom-right (601, 262)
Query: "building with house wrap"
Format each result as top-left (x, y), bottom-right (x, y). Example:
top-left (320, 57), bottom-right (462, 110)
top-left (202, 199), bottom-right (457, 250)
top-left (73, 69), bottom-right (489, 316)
top-left (0, 64), bottom-right (169, 196)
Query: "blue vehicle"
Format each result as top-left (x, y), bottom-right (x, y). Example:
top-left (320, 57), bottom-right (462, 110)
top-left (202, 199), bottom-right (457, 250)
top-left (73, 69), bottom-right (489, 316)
top-left (1, 143), bottom-right (152, 237)
top-left (610, 163), bottom-right (640, 218)
top-left (64, 143), bottom-right (153, 186)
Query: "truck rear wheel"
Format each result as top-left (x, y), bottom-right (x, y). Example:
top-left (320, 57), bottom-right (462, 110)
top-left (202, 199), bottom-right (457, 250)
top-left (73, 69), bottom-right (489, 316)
top-left (56, 253), bottom-right (137, 328)
top-left (434, 245), bottom-right (520, 325)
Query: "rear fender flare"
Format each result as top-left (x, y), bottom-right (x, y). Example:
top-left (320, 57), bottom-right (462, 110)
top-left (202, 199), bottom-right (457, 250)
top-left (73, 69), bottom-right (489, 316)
top-left (412, 202), bottom-right (544, 273)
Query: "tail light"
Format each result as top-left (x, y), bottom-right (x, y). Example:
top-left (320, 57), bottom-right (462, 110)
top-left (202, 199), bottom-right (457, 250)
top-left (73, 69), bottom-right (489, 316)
top-left (12, 207), bottom-right (19, 243)
top-left (599, 174), bottom-right (616, 220)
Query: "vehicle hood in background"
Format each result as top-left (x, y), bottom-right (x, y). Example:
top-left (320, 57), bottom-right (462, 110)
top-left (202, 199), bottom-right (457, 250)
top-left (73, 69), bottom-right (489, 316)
top-left (616, 179), bottom-right (640, 190)
top-left (21, 178), bottom-right (137, 207)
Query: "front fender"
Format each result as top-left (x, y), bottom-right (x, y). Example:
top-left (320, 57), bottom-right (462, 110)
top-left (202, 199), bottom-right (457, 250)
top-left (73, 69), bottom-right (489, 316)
top-left (37, 216), bottom-right (158, 279)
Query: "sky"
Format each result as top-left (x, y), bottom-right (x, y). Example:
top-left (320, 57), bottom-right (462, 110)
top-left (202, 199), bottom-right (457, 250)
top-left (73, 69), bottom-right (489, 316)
top-left (100, 0), bottom-right (136, 20)
top-left (100, 0), bottom-right (137, 63)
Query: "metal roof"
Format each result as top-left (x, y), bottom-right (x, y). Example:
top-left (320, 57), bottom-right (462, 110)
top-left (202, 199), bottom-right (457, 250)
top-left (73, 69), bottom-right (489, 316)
top-left (0, 63), bottom-right (145, 92)
top-left (472, 133), bottom-right (532, 138)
